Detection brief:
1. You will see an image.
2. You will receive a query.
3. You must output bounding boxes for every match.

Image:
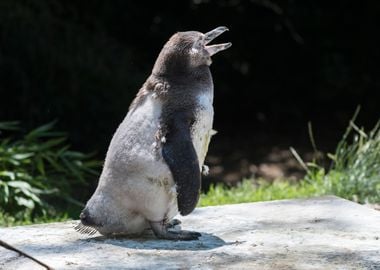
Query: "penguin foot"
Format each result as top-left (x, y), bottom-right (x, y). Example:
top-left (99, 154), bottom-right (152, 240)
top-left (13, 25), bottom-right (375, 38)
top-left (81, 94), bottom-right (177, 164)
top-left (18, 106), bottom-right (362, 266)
top-left (150, 221), bottom-right (201, 241)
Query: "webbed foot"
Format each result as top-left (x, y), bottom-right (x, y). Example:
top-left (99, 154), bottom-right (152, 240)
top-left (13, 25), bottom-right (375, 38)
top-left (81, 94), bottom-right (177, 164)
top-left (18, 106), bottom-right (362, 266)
top-left (150, 220), bottom-right (201, 241)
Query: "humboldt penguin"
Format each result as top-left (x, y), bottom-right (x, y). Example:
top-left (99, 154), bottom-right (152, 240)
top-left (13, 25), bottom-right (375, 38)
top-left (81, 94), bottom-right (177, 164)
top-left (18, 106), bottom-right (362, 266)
top-left (76, 26), bottom-right (231, 240)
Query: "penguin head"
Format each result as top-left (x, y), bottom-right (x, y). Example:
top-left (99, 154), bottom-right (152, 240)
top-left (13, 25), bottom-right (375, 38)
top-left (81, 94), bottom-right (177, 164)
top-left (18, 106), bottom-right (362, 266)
top-left (153, 26), bottom-right (231, 75)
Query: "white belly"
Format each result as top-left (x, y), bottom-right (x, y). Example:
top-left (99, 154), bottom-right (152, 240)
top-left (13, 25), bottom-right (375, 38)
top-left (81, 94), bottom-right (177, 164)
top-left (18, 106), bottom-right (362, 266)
top-left (103, 94), bottom-right (177, 220)
top-left (191, 92), bottom-right (214, 169)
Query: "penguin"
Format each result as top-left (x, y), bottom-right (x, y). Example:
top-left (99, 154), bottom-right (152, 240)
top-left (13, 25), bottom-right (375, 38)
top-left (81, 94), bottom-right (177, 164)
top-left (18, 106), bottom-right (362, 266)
top-left (76, 26), bottom-right (231, 240)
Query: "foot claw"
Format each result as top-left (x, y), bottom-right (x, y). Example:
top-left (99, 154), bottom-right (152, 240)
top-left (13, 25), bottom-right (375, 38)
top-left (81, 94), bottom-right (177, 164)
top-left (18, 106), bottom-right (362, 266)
top-left (166, 218), bottom-right (182, 229)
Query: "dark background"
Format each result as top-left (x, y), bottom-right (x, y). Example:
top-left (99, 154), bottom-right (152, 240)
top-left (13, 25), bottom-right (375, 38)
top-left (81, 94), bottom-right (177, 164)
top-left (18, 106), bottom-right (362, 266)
top-left (1, 0), bottom-right (379, 185)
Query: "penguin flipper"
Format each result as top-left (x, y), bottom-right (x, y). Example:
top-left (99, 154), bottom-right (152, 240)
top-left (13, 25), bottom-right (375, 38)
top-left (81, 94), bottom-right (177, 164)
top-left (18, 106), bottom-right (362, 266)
top-left (162, 112), bottom-right (201, 216)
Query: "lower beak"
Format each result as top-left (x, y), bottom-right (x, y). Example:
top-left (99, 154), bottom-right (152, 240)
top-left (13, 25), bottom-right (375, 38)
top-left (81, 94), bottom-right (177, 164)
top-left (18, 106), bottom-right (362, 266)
top-left (206, 42), bottom-right (232, 56)
top-left (204, 26), bottom-right (232, 56)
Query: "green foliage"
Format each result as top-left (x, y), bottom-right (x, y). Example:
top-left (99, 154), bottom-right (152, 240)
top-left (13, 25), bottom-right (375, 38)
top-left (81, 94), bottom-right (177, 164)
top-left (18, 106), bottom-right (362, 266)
top-left (303, 108), bottom-right (380, 204)
top-left (0, 211), bottom-right (68, 227)
top-left (201, 108), bottom-right (380, 206)
top-left (0, 121), bottom-right (101, 225)
top-left (199, 179), bottom-right (320, 207)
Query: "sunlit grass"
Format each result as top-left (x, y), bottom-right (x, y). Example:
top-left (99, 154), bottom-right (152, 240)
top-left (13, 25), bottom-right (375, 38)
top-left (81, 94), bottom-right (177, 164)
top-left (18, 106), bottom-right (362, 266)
top-left (199, 179), bottom-right (322, 207)
top-left (201, 107), bottom-right (380, 207)
top-left (0, 211), bottom-right (69, 227)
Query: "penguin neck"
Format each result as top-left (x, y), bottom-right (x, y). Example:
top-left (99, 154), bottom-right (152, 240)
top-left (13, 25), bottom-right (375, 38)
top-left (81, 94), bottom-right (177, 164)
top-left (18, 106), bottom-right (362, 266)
top-left (152, 51), bottom-right (212, 85)
top-left (153, 65), bottom-right (212, 84)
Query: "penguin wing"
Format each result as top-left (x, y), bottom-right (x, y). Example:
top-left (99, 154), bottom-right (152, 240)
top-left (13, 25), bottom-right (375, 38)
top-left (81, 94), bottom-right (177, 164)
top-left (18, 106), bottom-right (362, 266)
top-left (162, 111), bottom-right (201, 216)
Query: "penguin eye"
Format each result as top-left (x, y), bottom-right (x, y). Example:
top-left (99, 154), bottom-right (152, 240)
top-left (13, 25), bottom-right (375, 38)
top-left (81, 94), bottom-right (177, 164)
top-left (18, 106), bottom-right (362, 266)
top-left (190, 47), bottom-right (199, 55)
top-left (190, 39), bottom-right (203, 54)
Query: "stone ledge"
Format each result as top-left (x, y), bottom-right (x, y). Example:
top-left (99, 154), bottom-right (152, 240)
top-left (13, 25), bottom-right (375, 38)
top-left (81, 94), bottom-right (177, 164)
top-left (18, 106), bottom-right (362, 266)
top-left (1, 196), bottom-right (380, 269)
top-left (0, 246), bottom-right (44, 270)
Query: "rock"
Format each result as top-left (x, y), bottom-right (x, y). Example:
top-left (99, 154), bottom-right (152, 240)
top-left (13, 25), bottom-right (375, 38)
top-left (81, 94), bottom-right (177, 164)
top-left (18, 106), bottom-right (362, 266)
top-left (0, 196), bottom-right (379, 269)
top-left (0, 246), bottom-right (44, 270)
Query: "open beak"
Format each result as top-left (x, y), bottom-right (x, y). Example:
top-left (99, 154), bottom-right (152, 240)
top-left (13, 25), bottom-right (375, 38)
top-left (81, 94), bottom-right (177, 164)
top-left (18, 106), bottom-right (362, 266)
top-left (204, 26), bottom-right (232, 56)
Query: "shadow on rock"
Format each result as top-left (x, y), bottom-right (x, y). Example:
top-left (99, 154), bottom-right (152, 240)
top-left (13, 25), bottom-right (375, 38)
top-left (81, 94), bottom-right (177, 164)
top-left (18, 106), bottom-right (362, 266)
top-left (81, 232), bottom-right (226, 251)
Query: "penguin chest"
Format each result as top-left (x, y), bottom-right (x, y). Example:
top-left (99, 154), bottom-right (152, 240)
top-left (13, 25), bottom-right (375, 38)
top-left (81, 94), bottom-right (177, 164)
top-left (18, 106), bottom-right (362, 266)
top-left (191, 92), bottom-right (214, 168)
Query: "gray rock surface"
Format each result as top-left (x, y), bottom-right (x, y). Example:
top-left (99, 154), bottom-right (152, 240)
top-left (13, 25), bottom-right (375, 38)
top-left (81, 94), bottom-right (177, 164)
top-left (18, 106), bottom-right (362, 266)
top-left (0, 246), bottom-right (44, 270)
top-left (1, 196), bottom-right (379, 269)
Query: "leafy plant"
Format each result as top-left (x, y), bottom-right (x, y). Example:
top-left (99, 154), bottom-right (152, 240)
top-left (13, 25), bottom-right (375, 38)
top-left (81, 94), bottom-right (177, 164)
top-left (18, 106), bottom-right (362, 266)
top-left (201, 107), bottom-right (380, 207)
top-left (0, 121), bottom-right (101, 224)
top-left (295, 107), bottom-right (380, 204)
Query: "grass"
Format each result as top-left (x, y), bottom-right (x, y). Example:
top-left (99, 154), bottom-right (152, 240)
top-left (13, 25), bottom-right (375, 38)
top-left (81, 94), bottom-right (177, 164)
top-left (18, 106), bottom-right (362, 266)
top-left (0, 211), bottom-right (69, 227)
top-left (199, 179), bottom-right (321, 207)
top-left (200, 107), bottom-right (380, 207)
top-left (303, 107), bottom-right (380, 204)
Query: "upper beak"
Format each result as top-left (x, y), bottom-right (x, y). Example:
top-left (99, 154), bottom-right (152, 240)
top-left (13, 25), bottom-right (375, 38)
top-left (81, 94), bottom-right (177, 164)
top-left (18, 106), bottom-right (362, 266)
top-left (204, 26), bottom-right (232, 56)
